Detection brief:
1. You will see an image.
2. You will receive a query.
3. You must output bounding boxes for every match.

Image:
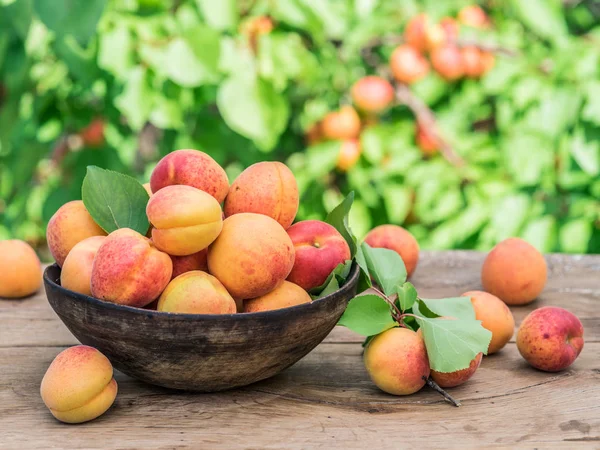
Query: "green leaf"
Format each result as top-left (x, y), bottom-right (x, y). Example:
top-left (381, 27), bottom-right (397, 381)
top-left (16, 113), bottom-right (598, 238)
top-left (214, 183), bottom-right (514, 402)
top-left (338, 294), bottom-right (397, 336)
top-left (521, 216), bottom-right (557, 253)
top-left (416, 297), bottom-right (476, 321)
top-left (33, 0), bottom-right (107, 46)
top-left (114, 67), bottom-right (153, 131)
top-left (165, 25), bottom-right (220, 87)
top-left (383, 185), bottom-right (412, 224)
top-left (570, 132), bottom-right (599, 177)
top-left (196, 0), bottom-right (237, 31)
top-left (509, 0), bottom-right (567, 42)
top-left (81, 166), bottom-right (150, 235)
top-left (417, 317), bottom-right (492, 373)
top-left (325, 191), bottom-right (357, 257)
top-left (559, 219), bottom-right (592, 254)
top-left (98, 22), bottom-right (134, 79)
top-left (582, 82), bottom-right (600, 125)
top-left (361, 243), bottom-right (407, 297)
top-left (397, 282), bottom-right (417, 312)
top-left (217, 76), bottom-right (289, 151)
top-left (310, 259), bottom-right (353, 298)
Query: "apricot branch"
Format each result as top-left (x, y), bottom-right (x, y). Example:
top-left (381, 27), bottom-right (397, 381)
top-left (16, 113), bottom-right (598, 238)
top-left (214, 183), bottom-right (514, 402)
top-left (394, 84), bottom-right (466, 167)
top-left (371, 285), bottom-right (404, 323)
top-left (456, 39), bottom-right (520, 57)
top-left (423, 376), bottom-right (462, 407)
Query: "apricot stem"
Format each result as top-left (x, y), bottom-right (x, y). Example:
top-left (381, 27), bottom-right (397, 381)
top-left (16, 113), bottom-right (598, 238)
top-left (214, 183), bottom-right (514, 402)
top-left (423, 376), bottom-right (462, 407)
top-left (371, 286), bottom-right (404, 324)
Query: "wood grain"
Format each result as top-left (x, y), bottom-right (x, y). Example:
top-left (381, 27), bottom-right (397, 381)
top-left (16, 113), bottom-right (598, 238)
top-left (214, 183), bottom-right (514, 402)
top-left (1, 251), bottom-right (599, 448)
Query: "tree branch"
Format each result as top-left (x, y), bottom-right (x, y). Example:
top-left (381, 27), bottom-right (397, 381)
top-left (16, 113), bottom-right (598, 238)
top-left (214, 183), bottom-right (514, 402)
top-left (395, 84), bottom-right (466, 167)
top-left (423, 376), bottom-right (462, 407)
top-left (456, 39), bottom-right (520, 57)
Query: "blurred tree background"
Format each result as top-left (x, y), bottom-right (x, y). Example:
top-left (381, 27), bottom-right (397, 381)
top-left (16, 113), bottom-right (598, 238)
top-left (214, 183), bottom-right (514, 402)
top-left (0, 0), bottom-right (599, 259)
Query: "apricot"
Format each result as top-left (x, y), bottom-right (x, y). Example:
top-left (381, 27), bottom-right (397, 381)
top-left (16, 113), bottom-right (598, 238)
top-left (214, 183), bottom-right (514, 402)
top-left (157, 271), bottom-right (236, 314)
top-left (170, 249), bottom-right (208, 279)
top-left (351, 76), bottom-right (395, 113)
top-left (431, 45), bottom-right (464, 81)
top-left (305, 122), bottom-right (323, 145)
top-left (337, 139), bottom-right (361, 172)
top-left (404, 14), bottom-right (430, 52)
top-left (243, 280), bottom-right (311, 313)
top-left (481, 51), bottom-right (495, 73)
top-left (481, 237), bottom-right (547, 305)
top-left (91, 228), bottom-right (172, 307)
top-left (147, 185), bottom-right (223, 256)
top-left (208, 213), bottom-right (295, 299)
top-left (286, 220), bottom-right (351, 291)
top-left (320, 106), bottom-right (361, 140)
top-left (61, 236), bottom-right (106, 296)
top-left (364, 327), bottom-right (430, 395)
top-left (46, 200), bottom-right (107, 267)
top-left (0, 240), bottom-right (42, 298)
top-left (461, 46), bottom-right (484, 78)
top-left (517, 307), bottom-right (584, 372)
top-left (390, 45), bottom-right (430, 84)
top-left (462, 290), bottom-right (514, 354)
top-left (364, 225), bottom-right (420, 277)
top-left (80, 118), bottom-right (105, 148)
top-left (439, 17), bottom-right (460, 43)
top-left (224, 161), bottom-right (299, 229)
top-left (415, 122), bottom-right (439, 155)
top-left (458, 5), bottom-right (490, 29)
top-left (40, 345), bottom-right (117, 424)
top-left (431, 353), bottom-right (482, 388)
top-left (150, 149), bottom-right (229, 203)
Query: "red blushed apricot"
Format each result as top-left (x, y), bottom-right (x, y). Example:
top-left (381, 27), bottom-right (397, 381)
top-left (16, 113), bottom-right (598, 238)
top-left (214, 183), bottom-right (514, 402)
top-left (320, 106), bottom-right (361, 140)
top-left (40, 345), bottom-right (117, 424)
top-left (243, 281), bottom-right (311, 313)
top-left (481, 237), bottom-right (547, 305)
top-left (208, 213), bottom-right (295, 299)
top-left (61, 236), bottom-right (106, 296)
top-left (157, 271), bottom-right (236, 314)
top-left (404, 14), bottom-right (430, 52)
top-left (364, 327), bottom-right (430, 395)
top-left (224, 161), bottom-right (299, 229)
top-left (462, 290), bottom-right (514, 354)
top-left (390, 45), bottom-right (430, 84)
top-left (336, 139), bottom-right (361, 172)
top-left (90, 228), bottom-right (172, 307)
top-left (351, 76), bottom-right (395, 114)
top-left (0, 240), bottom-right (42, 298)
top-left (415, 122), bottom-right (439, 155)
top-left (170, 250), bottom-right (208, 279)
top-left (517, 307), bottom-right (584, 372)
top-left (431, 45), bottom-right (464, 81)
top-left (458, 5), bottom-right (491, 29)
top-left (461, 46), bottom-right (485, 78)
top-left (364, 225), bottom-right (420, 277)
top-left (150, 149), bottom-right (229, 203)
top-left (46, 200), bottom-right (107, 267)
top-left (431, 353), bottom-right (482, 388)
top-left (286, 220), bottom-right (351, 291)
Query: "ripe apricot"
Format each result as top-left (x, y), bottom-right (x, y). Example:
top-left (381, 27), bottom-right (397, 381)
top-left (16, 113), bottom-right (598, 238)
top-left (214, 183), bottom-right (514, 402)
top-left (364, 327), bottom-right (430, 395)
top-left (458, 5), bottom-right (491, 29)
top-left (40, 345), bottom-right (117, 424)
top-left (431, 353), bottom-right (482, 388)
top-left (224, 161), bottom-right (299, 229)
top-left (364, 225), bottom-right (420, 277)
top-left (0, 240), bottom-right (42, 298)
top-left (336, 139), bottom-right (361, 172)
top-left (351, 76), bottom-right (395, 113)
top-left (321, 106), bottom-right (361, 140)
top-left (61, 236), bottom-right (106, 296)
top-left (481, 238), bottom-right (547, 305)
top-left (431, 45), bottom-right (464, 81)
top-left (46, 200), bottom-right (107, 267)
top-left (415, 122), bottom-right (439, 155)
top-left (404, 14), bottom-right (430, 52)
top-left (390, 45), bottom-right (430, 84)
top-left (244, 281), bottom-right (311, 313)
top-left (170, 250), bottom-right (208, 279)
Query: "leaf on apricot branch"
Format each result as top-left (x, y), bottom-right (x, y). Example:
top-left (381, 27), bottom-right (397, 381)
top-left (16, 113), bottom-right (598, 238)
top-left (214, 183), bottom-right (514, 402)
top-left (338, 294), bottom-right (397, 336)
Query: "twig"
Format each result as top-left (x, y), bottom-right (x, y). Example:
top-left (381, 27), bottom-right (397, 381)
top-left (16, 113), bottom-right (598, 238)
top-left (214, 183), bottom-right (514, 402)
top-left (371, 286), bottom-right (403, 323)
top-left (395, 84), bottom-right (466, 167)
top-left (423, 376), bottom-right (462, 407)
top-left (456, 39), bottom-right (519, 57)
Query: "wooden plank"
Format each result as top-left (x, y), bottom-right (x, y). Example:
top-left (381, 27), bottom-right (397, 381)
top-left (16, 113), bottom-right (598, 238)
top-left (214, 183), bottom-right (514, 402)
top-left (1, 343), bottom-right (598, 449)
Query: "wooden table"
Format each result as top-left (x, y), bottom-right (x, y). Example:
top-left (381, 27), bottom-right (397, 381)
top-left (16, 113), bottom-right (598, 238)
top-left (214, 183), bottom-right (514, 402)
top-left (1, 251), bottom-right (599, 449)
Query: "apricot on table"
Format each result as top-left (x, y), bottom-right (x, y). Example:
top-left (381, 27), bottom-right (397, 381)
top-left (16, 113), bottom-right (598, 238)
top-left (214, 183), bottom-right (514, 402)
top-left (364, 225), bottom-right (420, 277)
top-left (208, 213), bottom-right (295, 299)
top-left (224, 161), bottom-right (299, 229)
top-left (170, 249), bottom-right (208, 279)
top-left (286, 220), bottom-right (351, 291)
top-left (431, 353), bottom-right (482, 388)
top-left (244, 281), bottom-right (311, 313)
top-left (150, 149), bottom-right (230, 203)
top-left (147, 185), bottom-right (223, 256)
top-left (481, 237), bottom-right (547, 305)
top-left (158, 271), bottom-right (236, 314)
top-left (61, 236), bottom-right (106, 296)
top-left (91, 228), bottom-right (172, 307)
top-left (517, 306), bottom-right (584, 372)
top-left (364, 327), bottom-right (430, 395)
top-left (462, 290), bottom-right (515, 354)
top-left (40, 345), bottom-right (117, 424)
top-left (0, 240), bottom-right (42, 298)
top-left (46, 200), bottom-right (107, 267)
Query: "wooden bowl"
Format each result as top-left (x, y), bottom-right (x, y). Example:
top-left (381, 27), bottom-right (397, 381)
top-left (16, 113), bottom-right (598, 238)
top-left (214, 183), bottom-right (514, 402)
top-left (43, 264), bottom-right (359, 392)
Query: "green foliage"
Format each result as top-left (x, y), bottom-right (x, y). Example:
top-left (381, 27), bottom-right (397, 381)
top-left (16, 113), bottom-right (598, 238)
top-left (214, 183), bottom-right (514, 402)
top-left (0, 0), bottom-right (598, 255)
